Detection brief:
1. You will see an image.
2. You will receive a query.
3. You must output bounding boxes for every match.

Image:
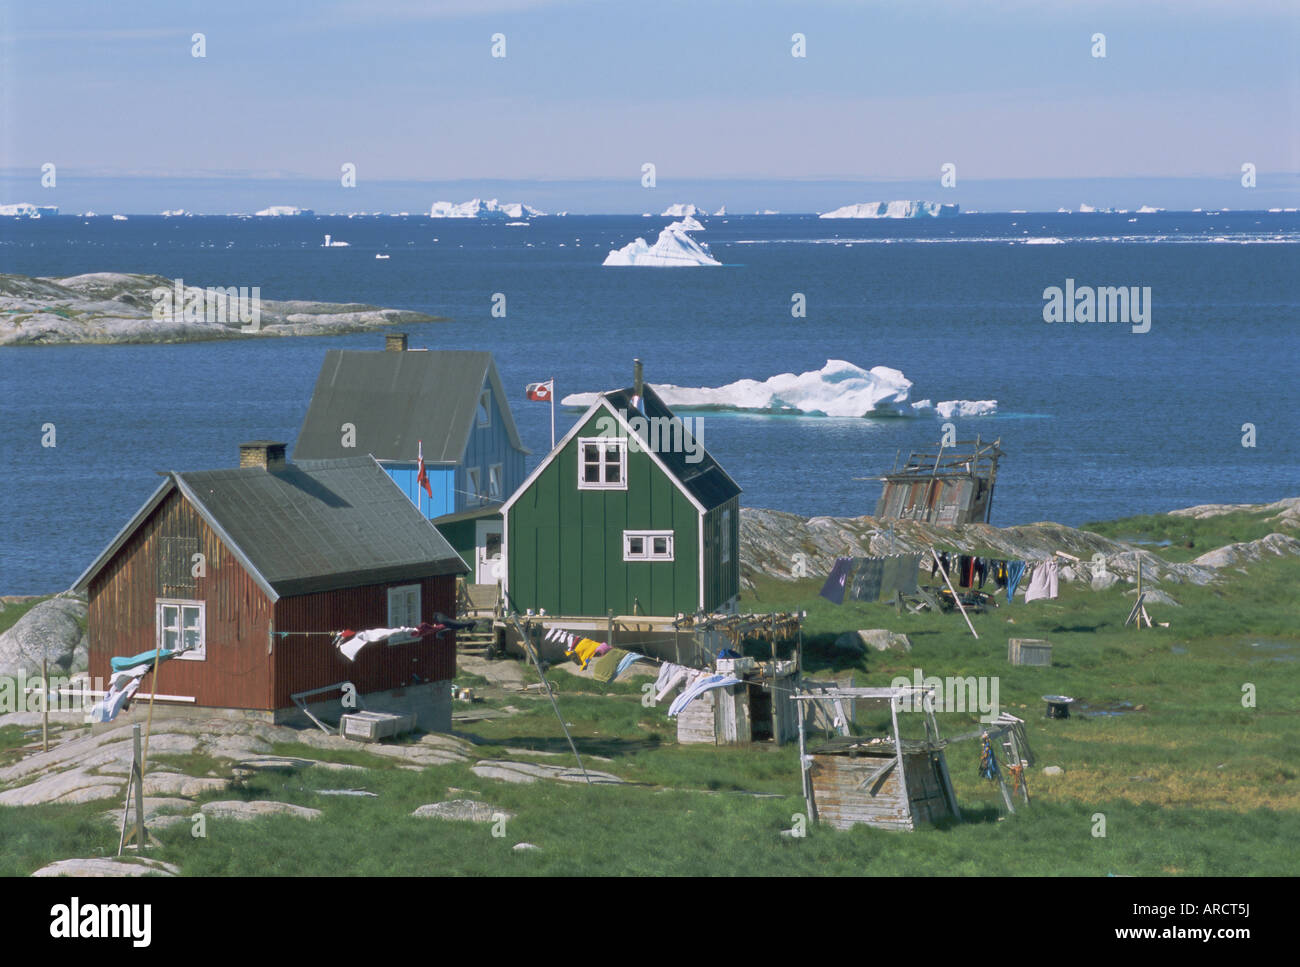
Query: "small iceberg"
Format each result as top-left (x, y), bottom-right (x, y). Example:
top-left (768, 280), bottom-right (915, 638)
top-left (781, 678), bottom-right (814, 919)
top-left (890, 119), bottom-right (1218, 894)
top-left (323, 234), bottom-right (350, 247)
top-left (603, 219), bottom-right (720, 267)
top-left (661, 202), bottom-right (704, 217)
top-left (429, 198), bottom-right (544, 218)
top-left (255, 205), bottom-right (313, 216)
top-left (713, 205), bottom-right (726, 216)
top-left (112, 214), bottom-right (128, 221)
top-left (375, 253), bottom-right (390, 259)
top-left (561, 359), bottom-right (997, 419)
top-left (820, 201), bottom-right (958, 219)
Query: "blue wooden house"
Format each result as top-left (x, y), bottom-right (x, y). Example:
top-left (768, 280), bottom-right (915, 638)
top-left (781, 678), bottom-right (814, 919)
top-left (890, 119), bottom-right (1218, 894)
top-left (294, 335), bottom-right (529, 580)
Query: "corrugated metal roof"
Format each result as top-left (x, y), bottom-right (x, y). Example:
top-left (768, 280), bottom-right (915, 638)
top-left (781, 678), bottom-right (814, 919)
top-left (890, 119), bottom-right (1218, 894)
top-left (176, 456), bottom-right (467, 597)
top-left (603, 386), bottom-right (742, 510)
top-left (293, 349), bottom-right (527, 463)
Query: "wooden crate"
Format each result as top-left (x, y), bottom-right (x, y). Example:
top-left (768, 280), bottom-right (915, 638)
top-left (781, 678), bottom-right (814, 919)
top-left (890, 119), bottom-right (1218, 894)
top-left (340, 710), bottom-right (417, 743)
top-left (1008, 638), bottom-right (1052, 667)
top-left (809, 748), bottom-right (955, 831)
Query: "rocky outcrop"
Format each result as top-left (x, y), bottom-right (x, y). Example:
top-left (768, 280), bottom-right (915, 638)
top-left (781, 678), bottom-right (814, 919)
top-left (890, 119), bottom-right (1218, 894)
top-left (0, 593), bottom-right (87, 677)
top-left (1191, 533), bottom-right (1300, 570)
top-left (411, 799), bottom-right (513, 822)
top-left (1170, 497), bottom-right (1300, 527)
top-left (740, 508), bottom-right (1221, 590)
top-left (0, 272), bottom-right (447, 345)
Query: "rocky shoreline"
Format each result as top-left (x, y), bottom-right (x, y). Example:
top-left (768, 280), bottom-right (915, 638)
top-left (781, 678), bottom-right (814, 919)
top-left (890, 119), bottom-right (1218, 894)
top-left (0, 272), bottom-right (446, 345)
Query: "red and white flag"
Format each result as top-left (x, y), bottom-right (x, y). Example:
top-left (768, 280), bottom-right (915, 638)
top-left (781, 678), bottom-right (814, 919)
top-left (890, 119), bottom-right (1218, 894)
top-left (526, 380), bottom-right (552, 402)
top-left (416, 440), bottom-right (433, 498)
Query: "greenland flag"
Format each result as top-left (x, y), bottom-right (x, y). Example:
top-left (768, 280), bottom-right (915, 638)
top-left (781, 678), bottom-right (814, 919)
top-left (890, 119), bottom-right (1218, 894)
top-left (526, 381), bottom-right (552, 402)
top-left (416, 440), bottom-right (433, 498)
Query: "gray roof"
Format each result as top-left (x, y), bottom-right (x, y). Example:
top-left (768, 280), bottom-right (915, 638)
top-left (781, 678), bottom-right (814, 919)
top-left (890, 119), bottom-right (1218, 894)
top-left (293, 349), bottom-right (527, 464)
top-left (74, 456), bottom-right (467, 600)
top-left (603, 386), bottom-right (741, 511)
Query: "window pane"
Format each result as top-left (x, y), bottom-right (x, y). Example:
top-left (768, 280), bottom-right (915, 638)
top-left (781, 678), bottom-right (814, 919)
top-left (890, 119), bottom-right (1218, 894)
top-left (604, 463), bottom-right (621, 483)
top-left (583, 464), bottom-right (601, 482)
top-left (182, 627), bottom-right (201, 651)
top-left (583, 443), bottom-right (600, 462)
top-left (182, 606), bottom-right (201, 629)
top-left (653, 537), bottom-right (669, 556)
top-left (628, 537), bottom-right (644, 556)
top-left (604, 443), bottom-right (621, 461)
top-left (163, 629), bottom-right (179, 650)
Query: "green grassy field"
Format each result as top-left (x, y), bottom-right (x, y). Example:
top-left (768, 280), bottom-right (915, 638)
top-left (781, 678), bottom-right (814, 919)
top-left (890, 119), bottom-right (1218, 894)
top-left (1, 550), bottom-right (1297, 876)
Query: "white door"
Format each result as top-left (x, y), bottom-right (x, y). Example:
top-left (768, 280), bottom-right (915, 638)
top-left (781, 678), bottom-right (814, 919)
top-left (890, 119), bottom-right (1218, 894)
top-left (475, 521), bottom-right (503, 584)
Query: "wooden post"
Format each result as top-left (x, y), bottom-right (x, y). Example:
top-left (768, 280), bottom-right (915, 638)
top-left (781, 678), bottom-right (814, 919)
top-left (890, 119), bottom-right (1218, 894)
top-left (118, 724), bottom-right (147, 854)
top-left (796, 691), bottom-right (816, 823)
top-left (140, 646), bottom-right (162, 774)
top-left (41, 656), bottom-right (49, 754)
top-left (930, 547), bottom-right (978, 639)
top-left (890, 694), bottom-right (913, 829)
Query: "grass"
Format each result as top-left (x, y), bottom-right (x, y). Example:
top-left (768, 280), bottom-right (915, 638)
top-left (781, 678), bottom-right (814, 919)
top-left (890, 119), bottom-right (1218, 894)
top-left (1081, 508), bottom-right (1289, 563)
top-left (1, 551), bottom-right (1298, 876)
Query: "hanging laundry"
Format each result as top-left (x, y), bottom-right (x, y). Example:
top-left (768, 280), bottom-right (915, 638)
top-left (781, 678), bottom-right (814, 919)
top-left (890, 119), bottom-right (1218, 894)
top-left (566, 637), bottom-right (604, 669)
top-left (592, 648), bottom-right (630, 683)
top-left (1024, 559), bottom-right (1060, 602)
top-left (1005, 560), bottom-right (1026, 602)
top-left (614, 651), bottom-right (645, 679)
top-left (335, 624), bottom-right (439, 661)
top-left (667, 673), bottom-right (742, 717)
top-left (88, 666), bottom-right (150, 723)
top-left (974, 557), bottom-right (989, 589)
top-left (110, 648), bottom-right (178, 673)
top-left (819, 557), bottom-right (854, 605)
top-left (849, 557), bottom-right (884, 601)
top-left (655, 662), bottom-right (691, 703)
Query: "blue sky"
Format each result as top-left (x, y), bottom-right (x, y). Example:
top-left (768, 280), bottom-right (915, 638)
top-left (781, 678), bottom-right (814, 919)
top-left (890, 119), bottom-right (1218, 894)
top-left (2, 0), bottom-right (1297, 210)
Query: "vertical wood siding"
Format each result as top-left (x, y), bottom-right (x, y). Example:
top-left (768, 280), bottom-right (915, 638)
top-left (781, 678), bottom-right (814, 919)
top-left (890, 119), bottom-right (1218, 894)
top-left (87, 489), bottom-right (274, 710)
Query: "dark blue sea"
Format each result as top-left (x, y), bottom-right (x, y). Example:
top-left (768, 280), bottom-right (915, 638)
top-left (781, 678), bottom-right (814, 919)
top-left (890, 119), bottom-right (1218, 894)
top-left (2, 212), bottom-right (1297, 593)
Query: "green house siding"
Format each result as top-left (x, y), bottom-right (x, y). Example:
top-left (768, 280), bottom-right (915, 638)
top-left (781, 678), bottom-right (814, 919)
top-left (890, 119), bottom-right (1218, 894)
top-left (507, 411), bottom-right (701, 617)
top-left (702, 496), bottom-right (740, 611)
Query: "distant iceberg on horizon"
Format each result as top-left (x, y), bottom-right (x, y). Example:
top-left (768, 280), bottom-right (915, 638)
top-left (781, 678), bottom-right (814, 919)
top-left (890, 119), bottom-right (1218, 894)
top-left (603, 218), bottom-right (720, 266)
top-left (255, 205), bottom-right (313, 216)
top-left (820, 200), bottom-right (958, 219)
top-left (2, 202), bottom-right (60, 217)
top-left (561, 360), bottom-right (996, 419)
top-left (429, 198), bottom-right (545, 218)
top-left (661, 202), bottom-right (705, 217)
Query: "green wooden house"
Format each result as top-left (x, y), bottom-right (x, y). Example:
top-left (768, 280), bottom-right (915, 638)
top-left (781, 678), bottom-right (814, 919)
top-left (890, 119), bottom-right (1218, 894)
top-left (501, 380), bottom-right (741, 618)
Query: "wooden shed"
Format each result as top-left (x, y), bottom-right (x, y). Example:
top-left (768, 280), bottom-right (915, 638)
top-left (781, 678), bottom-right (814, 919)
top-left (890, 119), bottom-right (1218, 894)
top-left (72, 443), bottom-right (468, 729)
top-left (676, 668), bottom-right (800, 746)
top-left (793, 686), bottom-right (961, 832)
top-left (874, 437), bottom-right (1003, 526)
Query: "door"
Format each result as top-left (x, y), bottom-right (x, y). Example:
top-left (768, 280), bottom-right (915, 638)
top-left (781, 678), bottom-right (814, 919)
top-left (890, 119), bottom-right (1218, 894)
top-left (475, 520), bottom-right (503, 584)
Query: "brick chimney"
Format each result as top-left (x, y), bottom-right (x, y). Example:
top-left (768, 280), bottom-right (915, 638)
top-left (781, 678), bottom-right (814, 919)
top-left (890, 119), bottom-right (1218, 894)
top-left (240, 441), bottom-right (288, 470)
top-left (386, 333), bottom-right (408, 352)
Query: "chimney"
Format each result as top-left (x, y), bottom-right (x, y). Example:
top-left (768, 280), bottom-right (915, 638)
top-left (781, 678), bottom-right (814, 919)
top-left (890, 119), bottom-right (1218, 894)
top-left (240, 441), bottom-right (288, 470)
top-left (633, 358), bottom-right (644, 399)
top-left (386, 333), bottom-right (408, 352)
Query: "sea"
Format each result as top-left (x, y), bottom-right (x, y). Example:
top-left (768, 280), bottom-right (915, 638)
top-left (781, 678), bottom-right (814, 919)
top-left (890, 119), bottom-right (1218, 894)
top-left (2, 211), bottom-right (1297, 594)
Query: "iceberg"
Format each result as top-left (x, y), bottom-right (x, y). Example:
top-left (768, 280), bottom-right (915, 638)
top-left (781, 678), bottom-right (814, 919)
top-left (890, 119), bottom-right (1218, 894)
top-left (1, 203), bottom-right (60, 216)
top-left (562, 360), bottom-right (997, 419)
top-left (160, 209), bottom-right (190, 216)
top-left (255, 205), bottom-right (313, 216)
top-left (661, 203), bottom-right (704, 217)
top-left (1136, 205), bottom-right (1165, 214)
top-left (819, 201), bottom-right (958, 219)
top-left (602, 219), bottom-right (720, 267)
top-left (112, 214), bottom-right (128, 221)
top-left (713, 206), bottom-right (726, 216)
top-left (429, 198), bottom-right (545, 218)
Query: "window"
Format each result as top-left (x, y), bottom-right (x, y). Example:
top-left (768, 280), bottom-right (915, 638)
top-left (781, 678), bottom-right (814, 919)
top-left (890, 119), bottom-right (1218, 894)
top-left (720, 508), bottom-right (732, 564)
top-left (388, 584), bottom-right (421, 627)
top-left (578, 437), bottom-right (627, 490)
top-left (156, 599), bottom-right (205, 660)
top-left (468, 467), bottom-right (483, 503)
top-left (624, 530), bottom-right (674, 561)
top-left (477, 390), bottom-right (491, 427)
top-left (488, 464), bottom-right (503, 500)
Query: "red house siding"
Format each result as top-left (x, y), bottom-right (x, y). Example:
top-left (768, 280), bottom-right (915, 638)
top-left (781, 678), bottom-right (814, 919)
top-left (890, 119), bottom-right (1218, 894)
top-left (88, 488), bottom-right (458, 712)
top-left (88, 489), bottom-right (275, 710)
top-left (271, 576), bottom-right (457, 709)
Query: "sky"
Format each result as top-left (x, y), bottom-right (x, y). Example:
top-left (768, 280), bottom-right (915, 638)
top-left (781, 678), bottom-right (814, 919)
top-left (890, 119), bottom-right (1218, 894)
top-left (2, 0), bottom-right (1298, 212)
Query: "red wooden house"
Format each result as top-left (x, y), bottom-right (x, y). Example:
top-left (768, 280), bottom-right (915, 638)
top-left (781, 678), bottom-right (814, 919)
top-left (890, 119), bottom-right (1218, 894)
top-left (72, 442), bottom-right (468, 730)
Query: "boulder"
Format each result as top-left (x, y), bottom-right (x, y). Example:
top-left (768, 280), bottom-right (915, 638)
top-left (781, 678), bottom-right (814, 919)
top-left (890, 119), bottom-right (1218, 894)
top-left (411, 799), bottom-right (512, 822)
top-left (471, 759), bottom-right (625, 785)
top-left (200, 800), bottom-right (321, 821)
top-left (1126, 588), bottom-right (1181, 608)
top-left (0, 594), bottom-right (87, 677)
top-left (1042, 766), bottom-right (1064, 777)
top-left (32, 857), bottom-right (180, 877)
top-left (836, 630), bottom-right (911, 654)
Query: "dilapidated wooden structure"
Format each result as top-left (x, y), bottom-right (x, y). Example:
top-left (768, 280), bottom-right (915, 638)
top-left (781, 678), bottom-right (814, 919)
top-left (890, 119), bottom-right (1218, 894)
top-left (676, 662), bottom-right (800, 747)
top-left (793, 686), bottom-right (961, 832)
top-left (874, 437), bottom-right (1004, 525)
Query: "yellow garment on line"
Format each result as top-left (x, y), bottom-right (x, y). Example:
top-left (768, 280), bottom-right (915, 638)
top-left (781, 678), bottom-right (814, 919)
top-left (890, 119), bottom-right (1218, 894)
top-left (567, 637), bottom-right (603, 669)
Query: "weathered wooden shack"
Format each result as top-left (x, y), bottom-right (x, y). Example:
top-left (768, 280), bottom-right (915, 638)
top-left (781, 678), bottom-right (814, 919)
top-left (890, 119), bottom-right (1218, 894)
top-left (676, 667), bottom-right (800, 746)
top-left (502, 364), bottom-right (741, 618)
top-left (874, 437), bottom-right (1004, 525)
top-left (72, 443), bottom-right (468, 729)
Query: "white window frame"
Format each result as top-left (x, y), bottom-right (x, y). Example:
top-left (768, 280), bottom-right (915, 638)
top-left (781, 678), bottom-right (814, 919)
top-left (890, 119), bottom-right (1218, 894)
top-left (387, 584), bottom-right (421, 627)
top-left (156, 598), bottom-right (206, 660)
top-left (578, 436), bottom-right (628, 491)
top-left (488, 463), bottom-right (503, 500)
top-left (720, 508), bottom-right (732, 564)
top-left (624, 530), bottom-right (674, 562)
top-left (477, 389), bottom-right (491, 427)
top-left (468, 467), bottom-right (484, 504)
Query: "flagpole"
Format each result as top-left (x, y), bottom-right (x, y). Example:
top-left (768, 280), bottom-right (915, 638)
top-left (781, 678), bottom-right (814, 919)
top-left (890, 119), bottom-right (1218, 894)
top-left (549, 378), bottom-right (555, 450)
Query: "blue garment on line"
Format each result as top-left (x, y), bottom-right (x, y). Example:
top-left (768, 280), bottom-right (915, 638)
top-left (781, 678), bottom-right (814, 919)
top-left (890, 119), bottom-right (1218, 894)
top-left (1006, 561), bottom-right (1027, 603)
top-left (110, 648), bottom-right (177, 672)
top-left (614, 652), bottom-right (644, 679)
top-left (667, 674), bottom-right (742, 717)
